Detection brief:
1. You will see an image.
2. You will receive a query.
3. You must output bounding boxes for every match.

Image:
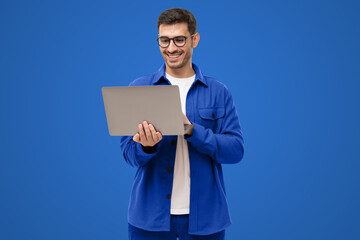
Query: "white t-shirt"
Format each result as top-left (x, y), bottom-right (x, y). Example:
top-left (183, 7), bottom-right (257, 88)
top-left (166, 72), bottom-right (195, 215)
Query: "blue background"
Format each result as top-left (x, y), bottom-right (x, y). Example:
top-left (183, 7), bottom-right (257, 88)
top-left (1, 0), bottom-right (359, 239)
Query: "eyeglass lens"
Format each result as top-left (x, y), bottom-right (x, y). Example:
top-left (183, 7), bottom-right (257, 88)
top-left (158, 36), bottom-right (186, 47)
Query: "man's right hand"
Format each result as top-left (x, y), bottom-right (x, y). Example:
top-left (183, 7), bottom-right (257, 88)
top-left (133, 121), bottom-right (163, 147)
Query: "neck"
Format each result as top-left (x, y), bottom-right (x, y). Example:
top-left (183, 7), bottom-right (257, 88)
top-left (165, 62), bottom-right (195, 78)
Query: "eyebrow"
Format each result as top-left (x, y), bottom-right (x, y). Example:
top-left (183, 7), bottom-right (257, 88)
top-left (158, 35), bottom-right (187, 38)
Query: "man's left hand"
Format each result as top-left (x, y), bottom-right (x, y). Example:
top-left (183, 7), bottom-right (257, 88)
top-left (183, 113), bottom-right (194, 137)
top-left (183, 113), bottom-right (191, 125)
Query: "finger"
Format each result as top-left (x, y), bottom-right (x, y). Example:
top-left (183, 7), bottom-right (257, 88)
top-left (182, 113), bottom-right (191, 125)
top-left (143, 121), bottom-right (151, 141)
top-left (138, 123), bottom-right (146, 141)
top-left (156, 132), bottom-right (162, 142)
top-left (133, 133), bottom-right (140, 143)
top-left (149, 124), bottom-right (158, 142)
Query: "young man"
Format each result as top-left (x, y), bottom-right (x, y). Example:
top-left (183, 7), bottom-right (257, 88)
top-left (120, 8), bottom-right (244, 240)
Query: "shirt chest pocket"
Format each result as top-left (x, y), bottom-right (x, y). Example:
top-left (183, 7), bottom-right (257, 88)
top-left (197, 107), bottom-right (225, 133)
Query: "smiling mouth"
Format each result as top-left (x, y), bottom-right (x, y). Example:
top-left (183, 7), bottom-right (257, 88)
top-left (166, 52), bottom-right (182, 60)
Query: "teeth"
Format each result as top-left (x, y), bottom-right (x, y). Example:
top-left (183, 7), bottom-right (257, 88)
top-left (168, 53), bottom-right (181, 58)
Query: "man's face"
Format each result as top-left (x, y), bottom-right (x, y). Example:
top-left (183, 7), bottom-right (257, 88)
top-left (158, 22), bottom-right (198, 71)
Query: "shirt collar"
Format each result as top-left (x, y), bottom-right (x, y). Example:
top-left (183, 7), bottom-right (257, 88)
top-left (152, 63), bottom-right (208, 87)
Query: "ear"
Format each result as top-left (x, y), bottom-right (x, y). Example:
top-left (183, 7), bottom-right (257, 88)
top-left (191, 32), bottom-right (200, 48)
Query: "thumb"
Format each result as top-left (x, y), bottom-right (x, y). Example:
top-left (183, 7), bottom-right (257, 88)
top-left (133, 133), bottom-right (140, 142)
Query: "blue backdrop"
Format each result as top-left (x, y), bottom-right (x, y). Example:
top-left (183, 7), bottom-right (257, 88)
top-left (1, 0), bottom-right (359, 239)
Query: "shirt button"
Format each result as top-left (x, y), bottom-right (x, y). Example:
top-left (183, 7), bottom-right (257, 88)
top-left (171, 140), bottom-right (176, 145)
top-left (167, 194), bottom-right (171, 199)
top-left (168, 168), bottom-right (173, 173)
top-left (212, 113), bottom-right (215, 118)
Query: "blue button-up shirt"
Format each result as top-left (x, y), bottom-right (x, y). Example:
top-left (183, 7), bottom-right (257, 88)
top-left (120, 63), bottom-right (244, 235)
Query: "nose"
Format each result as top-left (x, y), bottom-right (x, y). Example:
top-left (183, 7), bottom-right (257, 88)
top-left (167, 39), bottom-right (178, 52)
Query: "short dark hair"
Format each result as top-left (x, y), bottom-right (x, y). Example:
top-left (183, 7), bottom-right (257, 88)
top-left (157, 8), bottom-right (197, 35)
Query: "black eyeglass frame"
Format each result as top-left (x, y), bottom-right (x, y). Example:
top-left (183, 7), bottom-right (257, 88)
top-left (156, 34), bottom-right (196, 48)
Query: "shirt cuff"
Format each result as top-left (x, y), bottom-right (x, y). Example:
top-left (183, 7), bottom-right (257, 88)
top-left (135, 141), bottom-right (161, 156)
top-left (184, 123), bottom-right (208, 148)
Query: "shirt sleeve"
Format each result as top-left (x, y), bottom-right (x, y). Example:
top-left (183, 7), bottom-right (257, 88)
top-left (120, 136), bottom-right (163, 168)
top-left (185, 89), bottom-right (244, 164)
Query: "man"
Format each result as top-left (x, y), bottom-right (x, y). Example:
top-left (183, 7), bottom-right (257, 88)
top-left (120, 8), bottom-right (244, 240)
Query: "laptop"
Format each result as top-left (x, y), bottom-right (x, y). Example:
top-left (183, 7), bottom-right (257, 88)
top-left (102, 85), bottom-right (184, 136)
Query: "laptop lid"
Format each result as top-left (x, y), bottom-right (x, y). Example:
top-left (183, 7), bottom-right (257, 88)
top-left (102, 85), bottom-right (184, 136)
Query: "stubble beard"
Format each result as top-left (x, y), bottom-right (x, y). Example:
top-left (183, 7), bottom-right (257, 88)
top-left (164, 50), bottom-right (192, 70)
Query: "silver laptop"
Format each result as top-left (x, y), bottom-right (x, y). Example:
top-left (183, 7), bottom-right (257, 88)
top-left (102, 85), bottom-right (184, 136)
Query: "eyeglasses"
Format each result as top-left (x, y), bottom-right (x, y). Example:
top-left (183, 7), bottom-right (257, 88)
top-left (156, 34), bottom-right (195, 48)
